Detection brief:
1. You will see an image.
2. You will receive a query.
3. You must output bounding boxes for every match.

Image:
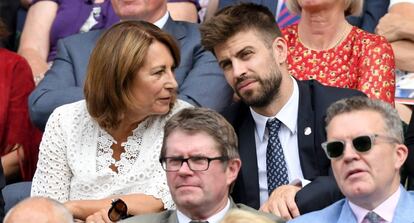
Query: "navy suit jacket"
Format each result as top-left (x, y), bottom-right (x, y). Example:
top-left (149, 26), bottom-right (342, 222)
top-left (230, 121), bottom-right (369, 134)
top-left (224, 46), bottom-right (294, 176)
top-left (29, 17), bottom-right (232, 130)
top-left (218, 0), bottom-right (389, 33)
top-left (223, 80), bottom-right (366, 214)
top-left (290, 186), bottom-right (414, 223)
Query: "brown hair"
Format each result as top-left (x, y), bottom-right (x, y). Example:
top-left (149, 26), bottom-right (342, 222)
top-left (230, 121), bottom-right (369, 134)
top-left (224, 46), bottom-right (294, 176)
top-left (200, 3), bottom-right (282, 53)
top-left (160, 107), bottom-right (239, 160)
top-left (286, 0), bottom-right (363, 17)
top-left (84, 20), bottom-right (180, 130)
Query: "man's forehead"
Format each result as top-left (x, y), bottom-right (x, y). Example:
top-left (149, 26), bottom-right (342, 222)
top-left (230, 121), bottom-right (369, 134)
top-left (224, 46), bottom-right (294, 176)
top-left (215, 30), bottom-right (262, 52)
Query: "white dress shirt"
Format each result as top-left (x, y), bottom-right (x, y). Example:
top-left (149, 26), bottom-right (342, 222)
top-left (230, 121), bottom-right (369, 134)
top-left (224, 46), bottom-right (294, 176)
top-left (251, 77), bottom-right (307, 206)
top-left (176, 198), bottom-right (231, 223)
top-left (153, 11), bottom-right (169, 28)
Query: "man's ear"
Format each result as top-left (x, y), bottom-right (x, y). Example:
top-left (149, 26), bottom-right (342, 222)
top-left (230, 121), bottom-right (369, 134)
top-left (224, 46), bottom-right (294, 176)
top-left (226, 158), bottom-right (241, 186)
top-left (271, 37), bottom-right (288, 65)
top-left (395, 144), bottom-right (408, 170)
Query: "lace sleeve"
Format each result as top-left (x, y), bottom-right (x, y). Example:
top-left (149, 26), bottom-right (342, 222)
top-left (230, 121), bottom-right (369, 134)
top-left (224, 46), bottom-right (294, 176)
top-left (31, 108), bottom-right (72, 202)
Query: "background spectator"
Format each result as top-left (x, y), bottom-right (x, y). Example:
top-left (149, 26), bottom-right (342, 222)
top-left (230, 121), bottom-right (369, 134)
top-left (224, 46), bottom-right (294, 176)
top-left (0, 19), bottom-right (41, 182)
top-left (283, 0), bottom-right (395, 104)
top-left (18, 0), bottom-right (119, 84)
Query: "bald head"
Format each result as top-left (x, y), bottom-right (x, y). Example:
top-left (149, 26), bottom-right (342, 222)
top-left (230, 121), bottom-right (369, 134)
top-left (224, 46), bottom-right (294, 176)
top-left (4, 197), bottom-right (73, 223)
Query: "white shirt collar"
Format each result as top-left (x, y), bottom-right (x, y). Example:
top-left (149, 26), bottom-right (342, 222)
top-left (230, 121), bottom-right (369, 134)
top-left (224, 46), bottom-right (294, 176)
top-left (176, 198), bottom-right (231, 223)
top-left (348, 186), bottom-right (401, 223)
top-left (153, 11), bottom-right (169, 29)
top-left (250, 76), bottom-right (299, 142)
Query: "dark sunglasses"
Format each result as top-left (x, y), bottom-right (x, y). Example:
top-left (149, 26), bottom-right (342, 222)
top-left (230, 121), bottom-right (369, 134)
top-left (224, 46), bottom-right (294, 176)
top-left (108, 198), bottom-right (132, 222)
top-left (321, 134), bottom-right (399, 159)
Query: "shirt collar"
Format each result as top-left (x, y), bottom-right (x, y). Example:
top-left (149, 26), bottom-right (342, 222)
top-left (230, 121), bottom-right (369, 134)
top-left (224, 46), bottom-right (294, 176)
top-left (348, 186), bottom-right (401, 223)
top-left (251, 76), bottom-right (299, 142)
top-left (153, 11), bottom-right (169, 29)
top-left (176, 198), bottom-right (231, 223)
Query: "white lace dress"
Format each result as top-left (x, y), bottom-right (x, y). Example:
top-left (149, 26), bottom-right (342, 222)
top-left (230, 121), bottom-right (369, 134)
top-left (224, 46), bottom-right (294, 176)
top-left (31, 99), bottom-right (192, 209)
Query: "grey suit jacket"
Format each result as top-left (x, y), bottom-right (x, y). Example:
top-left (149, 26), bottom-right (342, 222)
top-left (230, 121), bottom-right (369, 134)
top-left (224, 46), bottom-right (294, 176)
top-left (29, 17), bottom-right (232, 130)
top-left (120, 198), bottom-right (285, 223)
top-left (290, 186), bottom-right (414, 223)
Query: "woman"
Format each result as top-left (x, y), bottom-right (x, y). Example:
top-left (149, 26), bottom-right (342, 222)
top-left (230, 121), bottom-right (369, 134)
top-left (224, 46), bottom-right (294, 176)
top-left (0, 19), bottom-right (41, 182)
top-left (30, 20), bottom-right (192, 221)
top-left (18, 0), bottom-right (119, 84)
top-left (283, 0), bottom-right (395, 104)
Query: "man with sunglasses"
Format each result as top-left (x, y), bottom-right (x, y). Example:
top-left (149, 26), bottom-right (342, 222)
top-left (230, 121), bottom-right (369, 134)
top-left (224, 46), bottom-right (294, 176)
top-left (199, 3), bottom-right (366, 221)
top-left (290, 96), bottom-right (414, 223)
top-left (121, 108), bottom-right (283, 223)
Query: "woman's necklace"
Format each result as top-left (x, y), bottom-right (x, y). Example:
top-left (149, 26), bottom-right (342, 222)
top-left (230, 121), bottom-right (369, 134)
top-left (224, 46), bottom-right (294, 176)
top-left (298, 22), bottom-right (351, 51)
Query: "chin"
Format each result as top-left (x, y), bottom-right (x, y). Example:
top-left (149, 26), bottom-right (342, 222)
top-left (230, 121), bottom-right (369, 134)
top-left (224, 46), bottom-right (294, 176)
top-left (343, 183), bottom-right (374, 198)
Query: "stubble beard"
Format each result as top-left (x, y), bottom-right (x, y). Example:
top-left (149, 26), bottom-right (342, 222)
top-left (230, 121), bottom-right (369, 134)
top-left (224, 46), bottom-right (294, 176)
top-left (235, 65), bottom-right (282, 108)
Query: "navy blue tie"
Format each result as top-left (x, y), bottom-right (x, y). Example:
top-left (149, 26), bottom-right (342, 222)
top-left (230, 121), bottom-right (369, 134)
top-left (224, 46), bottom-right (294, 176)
top-left (266, 118), bottom-right (289, 195)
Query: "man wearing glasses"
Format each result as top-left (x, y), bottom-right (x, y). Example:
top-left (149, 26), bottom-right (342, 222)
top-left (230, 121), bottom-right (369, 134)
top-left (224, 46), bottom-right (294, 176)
top-left (291, 96), bottom-right (414, 223)
top-left (121, 108), bottom-right (283, 223)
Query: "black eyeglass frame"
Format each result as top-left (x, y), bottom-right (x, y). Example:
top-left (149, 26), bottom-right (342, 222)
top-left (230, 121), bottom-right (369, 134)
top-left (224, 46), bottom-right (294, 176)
top-left (159, 156), bottom-right (230, 172)
top-left (107, 198), bottom-right (132, 222)
top-left (321, 134), bottom-right (400, 159)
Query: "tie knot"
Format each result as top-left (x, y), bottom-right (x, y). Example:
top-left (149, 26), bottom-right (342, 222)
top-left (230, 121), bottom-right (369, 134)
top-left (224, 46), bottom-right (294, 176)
top-left (189, 221), bottom-right (209, 223)
top-left (364, 212), bottom-right (383, 223)
top-left (266, 118), bottom-right (282, 133)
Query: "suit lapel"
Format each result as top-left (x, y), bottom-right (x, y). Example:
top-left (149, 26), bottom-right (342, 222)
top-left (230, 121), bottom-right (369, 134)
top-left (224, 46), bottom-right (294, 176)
top-left (238, 109), bottom-right (261, 208)
top-left (296, 81), bottom-right (319, 179)
top-left (163, 16), bottom-right (186, 41)
top-left (168, 211), bottom-right (180, 223)
top-left (392, 187), bottom-right (414, 222)
top-left (336, 200), bottom-right (358, 223)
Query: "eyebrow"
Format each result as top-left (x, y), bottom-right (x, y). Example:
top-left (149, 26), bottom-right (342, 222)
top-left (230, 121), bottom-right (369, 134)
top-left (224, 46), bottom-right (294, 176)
top-left (218, 46), bottom-right (254, 68)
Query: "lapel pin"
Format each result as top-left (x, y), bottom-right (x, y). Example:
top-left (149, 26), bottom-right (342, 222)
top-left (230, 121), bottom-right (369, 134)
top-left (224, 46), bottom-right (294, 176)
top-left (304, 127), bottom-right (312, 136)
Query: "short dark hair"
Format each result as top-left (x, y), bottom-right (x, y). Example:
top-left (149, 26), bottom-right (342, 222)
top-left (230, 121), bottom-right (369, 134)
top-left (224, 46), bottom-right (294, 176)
top-left (160, 107), bottom-right (239, 160)
top-left (84, 20), bottom-right (180, 130)
top-left (200, 3), bottom-right (282, 53)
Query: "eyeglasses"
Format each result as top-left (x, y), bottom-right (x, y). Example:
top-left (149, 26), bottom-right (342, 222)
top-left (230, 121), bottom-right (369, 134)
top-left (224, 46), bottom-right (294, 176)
top-left (159, 156), bottom-right (229, 172)
top-left (321, 134), bottom-right (399, 159)
top-left (108, 198), bottom-right (132, 221)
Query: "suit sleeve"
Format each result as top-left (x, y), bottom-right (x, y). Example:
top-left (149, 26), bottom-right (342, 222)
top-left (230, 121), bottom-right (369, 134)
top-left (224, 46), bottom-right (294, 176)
top-left (176, 26), bottom-right (232, 112)
top-left (295, 176), bottom-right (344, 214)
top-left (346, 0), bottom-right (389, 33)
top-left (28, 38), bottom-right (85, 131)
top-left (405, 112), bottom-right (414, 177)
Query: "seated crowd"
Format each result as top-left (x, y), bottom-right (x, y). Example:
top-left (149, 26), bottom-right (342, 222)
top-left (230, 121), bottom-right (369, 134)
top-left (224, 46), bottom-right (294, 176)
top-left (0, 0), bottom-right (413, 222)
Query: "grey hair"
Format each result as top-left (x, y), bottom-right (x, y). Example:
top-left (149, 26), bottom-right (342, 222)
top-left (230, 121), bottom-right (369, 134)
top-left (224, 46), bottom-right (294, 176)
top-left (325, 96), bottom-right (403, 143)
top-left (286, 0), bottom-right (363, 16)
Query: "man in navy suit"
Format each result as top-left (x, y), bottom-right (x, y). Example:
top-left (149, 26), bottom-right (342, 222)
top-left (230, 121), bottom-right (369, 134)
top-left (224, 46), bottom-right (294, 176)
top-left (291, 97), bottom-right (414, 223)
top-left (200, 3), bottom-right (365, 221)
top-left (29, 0), bottom-right (233, 131)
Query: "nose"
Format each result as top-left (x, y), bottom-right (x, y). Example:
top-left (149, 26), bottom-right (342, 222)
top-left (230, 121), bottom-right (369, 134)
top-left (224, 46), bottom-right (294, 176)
top-left (177, 160), bottom-right (194, 175)
top-left (231, 59), bottom-right (248, 79)
top-left (342, 141), bottom-right (360, 163)
top-left (165, 70), bottom-right (178, 90)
